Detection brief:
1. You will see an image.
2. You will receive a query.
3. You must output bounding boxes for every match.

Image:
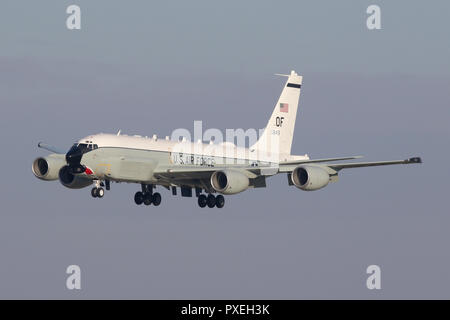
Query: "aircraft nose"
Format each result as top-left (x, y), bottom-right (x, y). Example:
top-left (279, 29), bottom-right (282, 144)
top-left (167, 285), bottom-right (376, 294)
top-left (65, 145), bottom-right (83, 166)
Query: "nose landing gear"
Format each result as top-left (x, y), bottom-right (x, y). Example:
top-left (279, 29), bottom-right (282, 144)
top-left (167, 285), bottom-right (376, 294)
top-left (91, 180), bottom-right (105, 198)
top-left (91, 187), bottom-right (104, 198)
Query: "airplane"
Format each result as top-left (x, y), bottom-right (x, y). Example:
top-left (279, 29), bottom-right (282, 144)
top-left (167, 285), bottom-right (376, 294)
top-left (32, 70), bottom-right (422, 208)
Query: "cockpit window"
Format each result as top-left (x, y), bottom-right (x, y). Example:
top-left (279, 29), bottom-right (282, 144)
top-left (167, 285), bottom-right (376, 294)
top-left (68, 143), bottom-right (96, 155)
top-left (68, 141), bottom-right (100, 155)
top-left (78, 143), bottom-right (90, 153)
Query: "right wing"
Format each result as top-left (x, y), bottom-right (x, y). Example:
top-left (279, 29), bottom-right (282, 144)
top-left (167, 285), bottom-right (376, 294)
top-left (38, 142), bottom-right (65, 154)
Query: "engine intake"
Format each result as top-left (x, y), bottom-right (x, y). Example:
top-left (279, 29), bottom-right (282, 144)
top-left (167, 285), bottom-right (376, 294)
top-left (291, 165), bottom-right (330, 191)
top-left (211, 170), bottom-right (249, 195)
top-left (32, 155), bottom-right (66, 181)
top-left (58, 165), bottom-right (93, 189)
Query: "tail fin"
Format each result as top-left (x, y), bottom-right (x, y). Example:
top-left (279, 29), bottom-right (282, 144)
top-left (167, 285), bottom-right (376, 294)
top-left (251, 70), bottom-right (302, 161)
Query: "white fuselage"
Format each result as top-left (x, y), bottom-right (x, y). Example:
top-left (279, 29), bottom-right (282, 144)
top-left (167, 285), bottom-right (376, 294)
top-left (78, 133), bottom-right (309, 169)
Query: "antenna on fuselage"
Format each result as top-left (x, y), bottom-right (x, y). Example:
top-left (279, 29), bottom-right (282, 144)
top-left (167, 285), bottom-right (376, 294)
top-left (117, 130), bottom-right (121, 136)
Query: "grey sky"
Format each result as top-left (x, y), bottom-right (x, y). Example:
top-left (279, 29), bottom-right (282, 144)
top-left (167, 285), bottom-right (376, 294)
top-left (2, 0), bottom-right (450, 76)
top-left (0, 0), bottom-right (449, 298)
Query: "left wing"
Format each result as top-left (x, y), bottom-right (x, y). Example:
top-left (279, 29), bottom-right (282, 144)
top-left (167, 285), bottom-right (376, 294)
top-left (152, 156), bottom-right (422, 189)
top-left (154, 155), bottom-right (367, 179)
top-left (279, 155), bottom-right (363, 166)
top-left (153, 165), bottom-right (267, 191)
top-left (153, 165), bottom-right (261, 179)
top-left (279, 157), bottom-right (422, 172)
top-left (327, 157), bottom-right (422, 171)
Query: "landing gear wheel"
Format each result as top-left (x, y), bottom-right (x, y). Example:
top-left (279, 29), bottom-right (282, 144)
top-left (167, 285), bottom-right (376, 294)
top-left (96, 188), bottom-right (104, 198)
top-left (207, 194), bottom-right (216, 208)
top-left (134, 191), bottom-right (144, 205)
top-left (215, 195), bottom-right (225, 208)
top-left (152, 192), bottom-right (161, 206)
top-left (198, 194), bottom-right (207, 208)
top-left (143, 193), bottom-right (153, 206)
top-left (91, 187), bottom-right (98, 198)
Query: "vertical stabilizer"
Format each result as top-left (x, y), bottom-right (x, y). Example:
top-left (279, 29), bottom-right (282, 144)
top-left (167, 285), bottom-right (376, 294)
top-left (251, 70), bottom-right (302, 161)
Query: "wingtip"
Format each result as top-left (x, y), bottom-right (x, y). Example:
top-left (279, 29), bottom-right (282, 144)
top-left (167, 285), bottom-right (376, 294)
top-left (407, 157), bottom-right (422, 164)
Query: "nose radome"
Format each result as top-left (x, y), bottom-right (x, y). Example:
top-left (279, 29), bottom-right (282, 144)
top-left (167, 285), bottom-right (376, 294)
top-left (65, 146), bottom-right (82, 166)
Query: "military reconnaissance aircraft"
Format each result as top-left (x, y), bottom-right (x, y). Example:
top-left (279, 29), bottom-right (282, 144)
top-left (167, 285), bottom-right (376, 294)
top-left (32, 71), bottom-right (421, 208)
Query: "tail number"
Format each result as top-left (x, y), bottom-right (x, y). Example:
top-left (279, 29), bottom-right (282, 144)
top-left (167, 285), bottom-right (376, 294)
top-left (275, 117), bottom-right (284, 127)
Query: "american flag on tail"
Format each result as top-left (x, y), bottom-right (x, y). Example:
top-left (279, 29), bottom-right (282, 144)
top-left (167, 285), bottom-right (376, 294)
top-left (280, 103), bottom-right (289, 113)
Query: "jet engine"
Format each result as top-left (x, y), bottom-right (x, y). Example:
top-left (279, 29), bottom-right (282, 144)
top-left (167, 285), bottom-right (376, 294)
top-left (291, 165), bottom-right (330, 191)
top-left (58, 165), bottom-right (93, 189)
top-left (32, 155), bottom-right (67, 181)
top-left (211, 170), bottom-right (249, 195)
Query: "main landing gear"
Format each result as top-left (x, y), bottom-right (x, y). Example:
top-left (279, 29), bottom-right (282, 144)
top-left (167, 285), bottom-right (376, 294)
top-left (198, 194), bottom-right (225, 208)
top-left (134, 184), bottom-right (161, 206)
top-left (132, 185), bottom-right (225, 208)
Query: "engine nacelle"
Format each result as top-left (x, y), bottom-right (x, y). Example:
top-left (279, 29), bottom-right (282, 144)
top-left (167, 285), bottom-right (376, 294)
top-left (32, 155), bottom-right (67, 181)
top-left (291, 165), bottom-right (330, 191)
top-left (58, 165), bottom-right (93, 189)
top-left (211, 170), bottom-right (249, 195)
